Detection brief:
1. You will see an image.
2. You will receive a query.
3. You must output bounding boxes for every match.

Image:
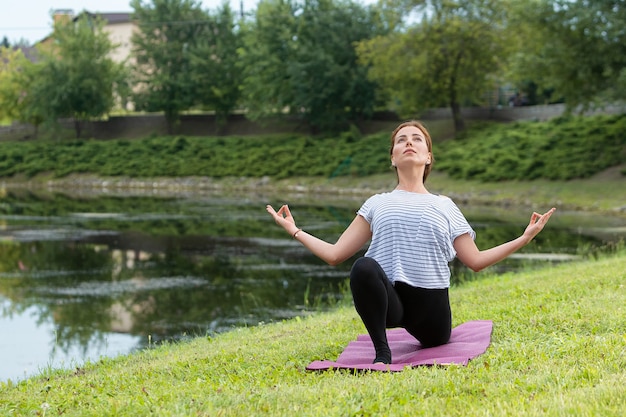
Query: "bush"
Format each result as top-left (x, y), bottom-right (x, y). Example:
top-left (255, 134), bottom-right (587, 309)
top-left (435, 114), bottom-right (626, 181)
top-left (0, 114), bottom-right (624, 182)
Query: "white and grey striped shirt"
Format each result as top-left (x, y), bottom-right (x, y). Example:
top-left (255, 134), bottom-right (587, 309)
top-left (358, 190), bottom-right (475, 289)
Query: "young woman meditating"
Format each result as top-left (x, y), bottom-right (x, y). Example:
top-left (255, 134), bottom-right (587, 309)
top-left (266, 120), bottom-right (555, 364)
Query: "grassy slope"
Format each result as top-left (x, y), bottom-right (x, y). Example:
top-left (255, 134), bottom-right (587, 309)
top-left (1, 252), bottom-right (624, 416)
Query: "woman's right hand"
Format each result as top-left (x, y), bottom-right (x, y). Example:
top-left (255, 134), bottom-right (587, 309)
top-left (266, 204), bottom-right (299, 236)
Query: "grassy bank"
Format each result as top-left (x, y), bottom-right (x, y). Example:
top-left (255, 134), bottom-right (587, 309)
top-left (1, 251), bottom-right (624, 416)
top-left (1, 113), bottom-right (624, 214)
top-left (1, 113), bottom-right (624, 186)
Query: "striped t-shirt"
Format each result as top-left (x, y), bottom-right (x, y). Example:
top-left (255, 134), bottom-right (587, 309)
top-left (357, 190), bottom-right (475, 289)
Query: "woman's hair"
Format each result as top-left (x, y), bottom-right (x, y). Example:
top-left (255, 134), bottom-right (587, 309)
top-left (389, 120), bottom-right (435, 183)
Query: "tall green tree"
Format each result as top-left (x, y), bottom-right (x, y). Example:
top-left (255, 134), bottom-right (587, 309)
top-left (237, 0), bottom-right (297, 124)
top-left (239, 0), bottom-right (386, 133)
top-left (130, 0), bottom-right (210, 133)
top-left (0, 47), bottom-right (27, 122)
top-left (0, 13), bottom-right (120, 137)
top-left (15, 61), bottom-right (48, 135)
top-left (0, 47), bottom-right (48, 134)
top-left (508, 0), bottom-right (626, 110)
top-left (188, 2), bottom-right (243, 127)
top-left (7, 14), bottom-right (121, 138)
top-left (357, 0), bottom-right (513, 132)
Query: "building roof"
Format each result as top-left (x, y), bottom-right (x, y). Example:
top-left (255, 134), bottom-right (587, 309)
top-left (83, 12), bottom-right (133, 25)
top-left (36, 10), bottom-right (134, 44)
top-left (16, 45), bottom-right (39, 62)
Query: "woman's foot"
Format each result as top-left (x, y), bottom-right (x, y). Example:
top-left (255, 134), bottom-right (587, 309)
top-left (373, 355), bottom-right (391, 365)
top-left (373, 346), bottom-right (391, 364)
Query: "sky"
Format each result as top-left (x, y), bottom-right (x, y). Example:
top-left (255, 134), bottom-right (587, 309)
top-left (0, 0), bottom-right (262, 45)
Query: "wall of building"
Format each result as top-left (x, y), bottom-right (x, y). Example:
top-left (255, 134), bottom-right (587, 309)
top-left (106, 22), bottom-right (135, 65)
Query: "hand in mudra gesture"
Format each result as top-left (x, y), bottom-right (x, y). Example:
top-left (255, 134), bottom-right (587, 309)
top-left (523, 208), bottom-right (556, 242)
top-left (266, 204), bottom-right (298, 235)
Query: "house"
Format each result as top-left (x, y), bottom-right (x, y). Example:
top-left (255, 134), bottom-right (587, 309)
top-left (28, 9), bottom-right (135, 65)
top-left (16, 9), bottom-right (137, 113)
top-left (91, 11), bottom-right (135, 64)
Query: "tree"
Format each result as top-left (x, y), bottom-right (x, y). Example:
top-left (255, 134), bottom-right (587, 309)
top-left (130, 0), bottom-right (210, 133)
top-left (34, 13), bottom-right (123, 138)
top-left (239, 0), bottom-right (387, 133)
top-left (290, 0), bottom-right (385, 132)
top-left (356, 0), bottom-right (513, 132)
top-left (237, 0), bottom-right (297, 124)
top-left (507, 0), bottom-right (626, 110)
top-left (188, 2), bottom-right (243, 127)
top-left (1, 37), bottom-right (9, 48)
top-left (0, 47), bottom-right (47, 134)
top-left (0, 47), bottom-right (27, 122)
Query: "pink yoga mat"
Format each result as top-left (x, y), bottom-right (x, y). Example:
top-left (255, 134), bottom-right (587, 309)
top-left (307, 320), bottom-right (493, 372)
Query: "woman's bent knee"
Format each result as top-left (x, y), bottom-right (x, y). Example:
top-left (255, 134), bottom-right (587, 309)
top-left (350, 257), bottom-right (387, 289)
top-left (350, 257), bottom-right (378, 274)
top-left (350, 257), bottom-right (381, 285)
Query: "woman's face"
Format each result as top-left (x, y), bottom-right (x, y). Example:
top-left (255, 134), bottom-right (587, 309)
top-left (390, 125), bottom-right (431, 168)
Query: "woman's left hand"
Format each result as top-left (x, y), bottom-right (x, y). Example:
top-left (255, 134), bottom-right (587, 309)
top-left (523, 207), bottom-right (556, 242)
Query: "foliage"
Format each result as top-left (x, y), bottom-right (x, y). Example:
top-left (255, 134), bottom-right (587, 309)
top-left (0, 47), bottom-right (50, 132)
top-left (32, 14), bottom-right (123, 138)
top-left (3, 0), bottom-right (625, 138)
top-left (435, 114), bottom-right (626, 181)
top-left (130, 0), bottom-right (210, 132)
top-left (188, 2), bottom-right (243, 125)
top-left (1, 252), bottom-right (624, 416)
top-left (0, 114), bottom-right (624, 182)
top-left (507, 0), bottom-right (626, 110)
top-left (238, 0), bottom-right (386, 133)
top-left (357, 0), bottom-right (513, 132)
top-left (237, 0), bottom-right (297, 122)
top-left (0, 47), bottom-right (29, 122)
top-left (0, 132), bottom-right (385, 180)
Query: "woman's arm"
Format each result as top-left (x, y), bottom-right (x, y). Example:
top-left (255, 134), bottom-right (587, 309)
top-left (454, 207), bottom-right (556, 272)
top-left (266, 204), bottom-right (372, 266)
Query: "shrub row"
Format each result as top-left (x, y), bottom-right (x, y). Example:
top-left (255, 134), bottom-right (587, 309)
top-left (434, 114), bottom-right (626, 181)
top-left (0, 114), bottom-right (624, 181)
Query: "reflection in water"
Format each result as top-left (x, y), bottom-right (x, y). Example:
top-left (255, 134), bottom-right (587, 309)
top-left (0, 190), bottom-right (623, 382)
top-left (1, 298), bottom-right (140, 383)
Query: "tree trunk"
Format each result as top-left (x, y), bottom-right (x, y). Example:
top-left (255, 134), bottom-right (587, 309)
top-left (165, 110), bottom-right (180, 135)
top-left (450, 101), bottom-right (465, 132)
top-left (449, 51), bottom-right (466, 133)
top-left (74, 119), bottom-right (82, 139)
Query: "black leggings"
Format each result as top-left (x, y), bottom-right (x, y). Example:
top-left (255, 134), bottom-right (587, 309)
top-left (349, 257), bottom-right (451, 364)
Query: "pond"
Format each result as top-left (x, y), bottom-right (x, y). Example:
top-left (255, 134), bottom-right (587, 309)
top-left (1, 187), bottom-right (624, 382)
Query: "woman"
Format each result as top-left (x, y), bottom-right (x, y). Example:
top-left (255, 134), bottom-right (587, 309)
top-left (266, 120), bottom-right (555, 364)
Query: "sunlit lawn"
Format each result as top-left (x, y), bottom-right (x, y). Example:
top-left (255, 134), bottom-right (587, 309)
top-left (1, 251), bottom-right (624, 416)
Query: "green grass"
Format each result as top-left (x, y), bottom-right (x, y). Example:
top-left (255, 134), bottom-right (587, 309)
top-left (1, 251), bottom-right (624, 416)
